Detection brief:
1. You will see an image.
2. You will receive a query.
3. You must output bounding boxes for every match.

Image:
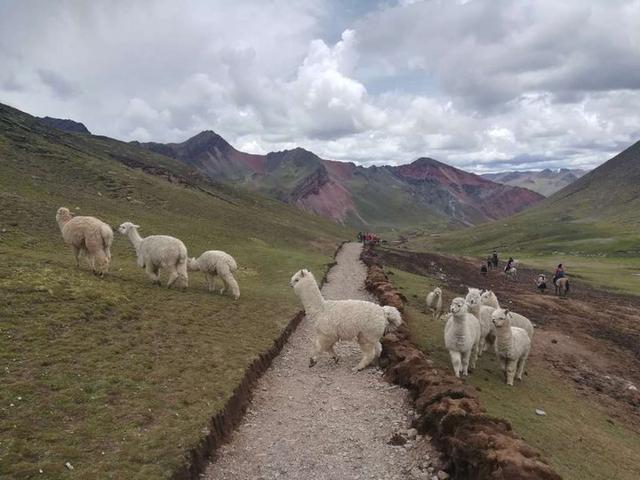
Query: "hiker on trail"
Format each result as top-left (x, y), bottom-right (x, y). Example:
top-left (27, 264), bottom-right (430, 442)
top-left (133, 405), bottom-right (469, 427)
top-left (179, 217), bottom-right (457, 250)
top-left (357, 232), bottom-right (363, 243)
top-left (504, 257), bottom-right (514, 273)
top-left (486, 255), bottom-right (493, 270)
top-left (481, 264), bottom-right (488, 275)
top-left (492, 251), bottom-right (499, 268)
top-left (552, 264), bottom-right (565, 285)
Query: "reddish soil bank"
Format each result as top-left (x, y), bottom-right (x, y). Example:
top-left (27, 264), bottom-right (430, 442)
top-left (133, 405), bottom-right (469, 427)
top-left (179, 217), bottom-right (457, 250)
top-left (375, 247), bottom-right (640, 430)
top-left (361, 249), bottom-right (562, 480)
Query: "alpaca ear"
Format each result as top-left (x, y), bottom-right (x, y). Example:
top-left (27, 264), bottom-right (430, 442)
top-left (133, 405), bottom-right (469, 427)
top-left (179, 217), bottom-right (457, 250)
top-left (133, 224), bottom-right (140, 229)
top-left (300, 270), bottom-right (306, 277)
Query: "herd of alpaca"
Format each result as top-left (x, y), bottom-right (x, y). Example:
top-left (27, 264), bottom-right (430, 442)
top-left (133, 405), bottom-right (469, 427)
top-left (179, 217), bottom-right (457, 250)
top-left (428, 286), bottom-right (533, 386)
top-left (56, 207), bottom-right (400, 373)
top-left (55, 207), bottom-right (240, 299)
top-left (57, 206), bottom-right (536, 383)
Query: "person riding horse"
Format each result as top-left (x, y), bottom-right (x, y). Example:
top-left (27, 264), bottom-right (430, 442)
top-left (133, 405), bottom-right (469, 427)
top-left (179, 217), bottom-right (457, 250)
top-left (504, 257), bottom-right (514, 273)
top-left (552, 264), bottom-right (565, 285)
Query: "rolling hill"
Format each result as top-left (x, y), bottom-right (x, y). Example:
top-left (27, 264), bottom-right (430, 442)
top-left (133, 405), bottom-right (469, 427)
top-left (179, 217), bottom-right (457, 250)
top-left (0, 101), bottom-right (350, 478)
top-left (482, 168), bottom-right (587, 196)
top-left (419, 140), bottom-right (640, 257)
top-left (135, 132), bottom-right (543, 230)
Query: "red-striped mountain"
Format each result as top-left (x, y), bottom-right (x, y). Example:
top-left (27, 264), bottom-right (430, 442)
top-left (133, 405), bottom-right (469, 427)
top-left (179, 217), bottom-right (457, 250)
top-left (134, 131), bottom-right (543, 229)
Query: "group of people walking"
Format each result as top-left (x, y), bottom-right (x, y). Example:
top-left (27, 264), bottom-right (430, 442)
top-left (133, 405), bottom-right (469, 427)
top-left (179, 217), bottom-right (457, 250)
top-left (357, 232), bottom-right (380, 245)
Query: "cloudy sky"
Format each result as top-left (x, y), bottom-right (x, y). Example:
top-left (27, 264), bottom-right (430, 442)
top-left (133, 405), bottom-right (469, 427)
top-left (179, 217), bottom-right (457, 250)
top-left (1, 0), bottom-right (640, 172)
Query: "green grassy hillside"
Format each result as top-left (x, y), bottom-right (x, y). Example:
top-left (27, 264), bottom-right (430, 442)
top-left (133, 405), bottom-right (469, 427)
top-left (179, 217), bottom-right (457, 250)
top-left (414, 140), bottom-right (640, 257)
top-left (0, 103), bottom-right (351, 479)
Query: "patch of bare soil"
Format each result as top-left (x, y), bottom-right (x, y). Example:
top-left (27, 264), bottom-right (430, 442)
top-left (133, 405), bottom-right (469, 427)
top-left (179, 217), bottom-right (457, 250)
top-left (376, 247), bottom-right (640, 430)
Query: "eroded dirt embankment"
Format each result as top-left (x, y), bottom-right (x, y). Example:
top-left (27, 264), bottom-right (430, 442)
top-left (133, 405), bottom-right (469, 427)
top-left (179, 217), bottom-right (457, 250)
top-left (361, 248), bottom-right (562, 480)
top-left (375, 247), bottom-right (640, 428)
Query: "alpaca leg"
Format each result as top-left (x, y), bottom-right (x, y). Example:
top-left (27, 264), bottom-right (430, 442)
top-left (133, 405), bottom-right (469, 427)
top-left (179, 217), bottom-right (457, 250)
top-left (469, 342), bottom-right (479, 370)
top-left (506, 360), bottom-right (517, 386)
top-left (477, 336), bottom-right (486, 357)
top-left (374, 341), bottom-right (382, 359)
top-left (309, 335), bottom-right (328, 367)
top-left (449, 351), bottom-right (462, 377)
top-left (145, 263), bottom-right (160, 285)
top-left (205, 273), bottom-right (215, 291)
top-left (461, 350), bottom-right (472, 376)
top-left (93, 250), bottom-right (109, 277)
top-left (166, 267), bottom-right (179, 288)
top-left (71, 246), bottom-right (81, 268)
top-left (354, 342), bottom-right (377, 372)
top-left (516, 351), bottom-right (529, 380)
top-left (220, 272), bottom-right (240, 300)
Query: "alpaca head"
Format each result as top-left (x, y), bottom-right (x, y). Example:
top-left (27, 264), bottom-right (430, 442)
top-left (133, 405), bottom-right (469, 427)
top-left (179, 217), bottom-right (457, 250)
top-left (491, 308), bottom-right (511, 329)
top-left (117, 222), bottom-right (140, 235)
top-left (465, 289), bottom-right (481, 310)
top-left (480, 290), bottom-right (498, 306)
top-left (433, 287), bottom-right (442, 297)
top-left (56, 207), bottom-right (73, 224)
top-left (187, 257), bottom-right (199, 271)
top-left (449, 297), bottom-right (467, 315)
top-left (289, 268), bottom-right (316, 290)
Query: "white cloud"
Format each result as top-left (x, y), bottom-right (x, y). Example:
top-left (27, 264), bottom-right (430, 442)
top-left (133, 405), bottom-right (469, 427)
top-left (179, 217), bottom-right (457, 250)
top-left (1, 0), bottom-right (639, 172)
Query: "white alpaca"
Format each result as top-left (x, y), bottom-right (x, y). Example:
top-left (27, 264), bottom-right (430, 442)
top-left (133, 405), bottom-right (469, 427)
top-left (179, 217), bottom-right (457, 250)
top-left (480, 290), bottom-right (534, 339)
top-left (188, 250), bottom-right (240, 299)
top-left (444, 297), bottom-right (481, 378)
top-left (464, 288), bottom-right (494, 356)
top-left (56, 207), bottom-right (113, 276)
top-left (290, 269), bottom-right (402, 372)
top-left (480, 290), bottom-right (500, 309)
top-left (425, 287), bottom-right (443, 321)
top-left (491, 308), bottom-right (531, 386)
top-left (118, 222), bottom-right (188, 288)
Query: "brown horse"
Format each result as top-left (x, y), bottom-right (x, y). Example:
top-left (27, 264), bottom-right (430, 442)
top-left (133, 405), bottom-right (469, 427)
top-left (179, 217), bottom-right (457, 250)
top-left (555, 277), bottom-right (570, 297)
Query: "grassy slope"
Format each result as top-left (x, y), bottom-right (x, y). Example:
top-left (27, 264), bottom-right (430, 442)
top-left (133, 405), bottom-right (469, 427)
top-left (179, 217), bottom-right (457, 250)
top-left (0, 105), bottom-right (351, 479)
top-left (385, 267), bottom-right (640, 480)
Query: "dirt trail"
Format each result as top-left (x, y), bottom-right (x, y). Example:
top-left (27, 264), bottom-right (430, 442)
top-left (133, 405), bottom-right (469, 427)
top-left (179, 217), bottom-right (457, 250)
top-left (205, 243), bottom-right (442, 480)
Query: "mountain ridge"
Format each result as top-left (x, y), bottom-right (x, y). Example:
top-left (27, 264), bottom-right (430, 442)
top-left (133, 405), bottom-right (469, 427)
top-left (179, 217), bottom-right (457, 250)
top-left (482, 168), bottom-right (587, 196)
top-left (136, 131), bottom-right (544, 229)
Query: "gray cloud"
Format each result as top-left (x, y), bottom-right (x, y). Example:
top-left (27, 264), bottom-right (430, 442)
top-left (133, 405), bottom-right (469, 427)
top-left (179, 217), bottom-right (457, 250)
top-left (1, 0), bottom-right (639, 173)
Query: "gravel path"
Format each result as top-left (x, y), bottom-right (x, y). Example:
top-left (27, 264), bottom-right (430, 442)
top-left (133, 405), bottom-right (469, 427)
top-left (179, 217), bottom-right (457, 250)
top-left (205, 243), bottom-right (443, 480)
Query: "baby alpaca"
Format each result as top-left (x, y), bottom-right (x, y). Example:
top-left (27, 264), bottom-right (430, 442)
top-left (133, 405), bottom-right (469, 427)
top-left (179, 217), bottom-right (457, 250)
top-left (118, 222), bottom-right (188, 288)
top-left (55, 207), bottom-right (113, 276)
top-left (290, 269), bottom-right (402, 372)
top-left (188, 250), bottom-right (240, 299)
top-left (426, 287), bottom-right (443, 321)
top-left (444, 297), bottom-right (481, 377)
top-left (491, 308), bottom-right (531, 386)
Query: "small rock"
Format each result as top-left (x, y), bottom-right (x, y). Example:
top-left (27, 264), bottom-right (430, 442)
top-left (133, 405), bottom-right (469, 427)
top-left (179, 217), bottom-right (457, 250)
top-left (551, 339), bottom-right (558, 344)
top-left (535, 409), bottom-right (546, 416)
top-left (628, 385), bottom-right (637, 391)
top-left (65, 462), bottom-right (74, 470)
top-left (437, 471), bottom-right (449, 480)
top-left (39, 469), bottom-right (43, 474)
top-left (387, 433), bottom-right (407, 446)
top-left (406, 428), bottom-right (418, 439)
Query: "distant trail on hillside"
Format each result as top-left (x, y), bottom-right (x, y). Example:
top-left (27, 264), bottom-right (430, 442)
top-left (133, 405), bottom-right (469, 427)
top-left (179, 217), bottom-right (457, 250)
top-left (204, 243), bottom-right (441, 480)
